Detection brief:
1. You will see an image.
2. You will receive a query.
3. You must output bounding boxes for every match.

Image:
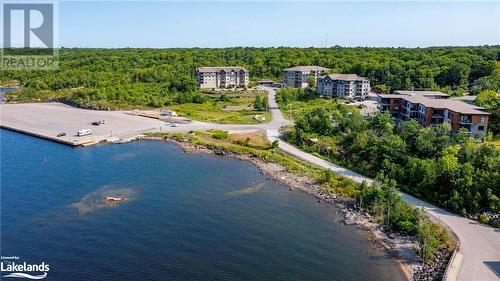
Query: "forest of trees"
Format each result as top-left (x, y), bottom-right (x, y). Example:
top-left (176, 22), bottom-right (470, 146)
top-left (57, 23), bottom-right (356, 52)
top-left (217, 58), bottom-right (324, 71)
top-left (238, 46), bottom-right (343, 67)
top-left (282, 97), bottom-right (500, 225)
top-left (3, 47), bottom-right (499, 221)
top-left (2, 46), bottom-right (499, 108)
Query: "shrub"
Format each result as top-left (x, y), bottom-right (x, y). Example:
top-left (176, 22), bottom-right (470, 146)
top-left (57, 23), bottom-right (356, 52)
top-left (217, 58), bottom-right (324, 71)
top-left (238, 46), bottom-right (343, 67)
top-left (478, 213), bottom-right (490, 224)
top-left (211, 131), bottom-right (229, 140)
top-left (271, 140), bottom-right (279, 149)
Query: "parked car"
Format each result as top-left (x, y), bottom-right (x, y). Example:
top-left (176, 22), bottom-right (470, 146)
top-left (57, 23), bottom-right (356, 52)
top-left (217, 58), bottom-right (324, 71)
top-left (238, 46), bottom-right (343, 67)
top-left (56, 132), bottom-right (66, 137)
top-left (91, 121), bottom-right (101, 126)
top-left (170, 123), bottom-right (178, 127)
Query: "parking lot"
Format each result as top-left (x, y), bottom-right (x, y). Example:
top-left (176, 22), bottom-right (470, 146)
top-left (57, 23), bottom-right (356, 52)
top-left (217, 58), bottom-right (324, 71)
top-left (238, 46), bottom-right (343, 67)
top-left (0, 103), bottom-right (166, 146)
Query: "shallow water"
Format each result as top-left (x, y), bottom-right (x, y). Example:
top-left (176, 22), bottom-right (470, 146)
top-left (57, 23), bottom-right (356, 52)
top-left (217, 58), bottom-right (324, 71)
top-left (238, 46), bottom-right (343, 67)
top-left (0, 87), bottom-right (17, 102)
top-left (0, 129), bottom-right (405, 281)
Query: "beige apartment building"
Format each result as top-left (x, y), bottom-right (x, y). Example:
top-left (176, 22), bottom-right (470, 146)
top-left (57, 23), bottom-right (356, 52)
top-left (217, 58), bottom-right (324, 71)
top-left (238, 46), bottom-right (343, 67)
top-left (283, 66), bottom-right (329, 88)
top-left (196, 67), bottom-right (249, 89)
top-left (317, 74), bottom-right (370, 99)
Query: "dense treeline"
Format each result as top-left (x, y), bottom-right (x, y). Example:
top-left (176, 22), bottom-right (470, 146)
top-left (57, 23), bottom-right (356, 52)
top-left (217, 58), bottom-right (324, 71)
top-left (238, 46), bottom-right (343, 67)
top-left (2, 46), bottom-right (499, 108)
top-left (281, 94), bottom-right (500, 224)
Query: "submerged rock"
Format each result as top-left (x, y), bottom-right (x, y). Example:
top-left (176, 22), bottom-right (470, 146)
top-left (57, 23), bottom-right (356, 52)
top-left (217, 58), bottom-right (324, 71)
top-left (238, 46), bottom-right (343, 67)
top-left (214, 149), bottom-right (226, 156)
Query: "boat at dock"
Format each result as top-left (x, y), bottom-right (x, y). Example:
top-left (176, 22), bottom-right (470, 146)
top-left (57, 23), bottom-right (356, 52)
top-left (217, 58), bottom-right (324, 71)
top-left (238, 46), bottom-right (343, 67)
top-left (105, 196), bottom-right (127, 203)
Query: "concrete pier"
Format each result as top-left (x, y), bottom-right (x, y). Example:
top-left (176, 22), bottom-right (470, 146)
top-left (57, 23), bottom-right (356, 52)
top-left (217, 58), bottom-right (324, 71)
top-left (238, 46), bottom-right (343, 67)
top-left (0, 103), bottom-right (166, 146)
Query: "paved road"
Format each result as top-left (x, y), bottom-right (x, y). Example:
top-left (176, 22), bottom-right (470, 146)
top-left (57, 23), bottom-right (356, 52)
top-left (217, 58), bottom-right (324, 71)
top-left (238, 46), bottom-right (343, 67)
top-left (1, 87), bottom-right (498, 280)
top-left (401, 193), bottom-right (500, 281)
top-left (171, 86), bottom-right (499, 281)
top-left (160, 86), bottom-right (288, 133)
top-left (258, 87), bottom-right (500, 281)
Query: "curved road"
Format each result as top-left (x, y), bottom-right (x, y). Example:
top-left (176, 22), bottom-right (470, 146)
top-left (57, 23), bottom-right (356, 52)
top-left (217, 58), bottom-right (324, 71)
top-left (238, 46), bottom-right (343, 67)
top-left (170, 86), bottom-right (500, 281)
top-left (260, 87), bottom-right (500, 281)
top-left (1, 87), bottom-right (498, 280)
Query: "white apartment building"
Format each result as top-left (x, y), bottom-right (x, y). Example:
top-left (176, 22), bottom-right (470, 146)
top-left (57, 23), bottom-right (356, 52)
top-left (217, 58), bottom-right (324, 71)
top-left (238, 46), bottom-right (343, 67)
top-left (283, 66), bottom-right (329, 88)
top-left (317, 74), bottom-right (370, 99)
top-left (196, 67), bottom-right (249, 89)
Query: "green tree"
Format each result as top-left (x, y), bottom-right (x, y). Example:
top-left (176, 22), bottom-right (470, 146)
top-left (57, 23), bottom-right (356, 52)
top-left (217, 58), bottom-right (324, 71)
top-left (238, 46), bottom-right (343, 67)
top-left (369, 112), bottom-right (394, 135)
top-left (307, 76), bottom-right (316, 88)
top-left (475, 90), bottom-right (499, 110)
top-left (295, 106), bottom-right (334, 135)
top-left (437, 63), bottom-right (470, 87)
top-left (253, 95), bottom-right (268, 111)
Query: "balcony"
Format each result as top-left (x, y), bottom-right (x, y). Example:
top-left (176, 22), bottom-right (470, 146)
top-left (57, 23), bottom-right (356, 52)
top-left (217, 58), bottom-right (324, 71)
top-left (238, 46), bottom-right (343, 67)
top-left (431, 120), bottom-right (445, 125)
top-left (403, 107), bottom-right (418, 113)
top-left (402, 103), bottom-right (416, 110)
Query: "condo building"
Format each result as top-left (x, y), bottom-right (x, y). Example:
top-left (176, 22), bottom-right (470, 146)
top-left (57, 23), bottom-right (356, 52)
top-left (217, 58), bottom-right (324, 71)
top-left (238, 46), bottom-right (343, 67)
top-left (283, 66), bottom-right (329, 88)
top-left (377, 91), bottom-right (490, 136)
top-left (317, 74), bottom-right (370, 99)
top-left (196, 67), bottom-right (249, 89)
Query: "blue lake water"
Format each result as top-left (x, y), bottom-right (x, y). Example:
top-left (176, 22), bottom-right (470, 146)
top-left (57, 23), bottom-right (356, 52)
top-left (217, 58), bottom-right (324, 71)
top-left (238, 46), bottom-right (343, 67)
top-left (0, 129), bottom-right (405, 281)
top-left (0, 87), bottom-right (17, 93)
top-left (0, 87), bottom-right (17, 103)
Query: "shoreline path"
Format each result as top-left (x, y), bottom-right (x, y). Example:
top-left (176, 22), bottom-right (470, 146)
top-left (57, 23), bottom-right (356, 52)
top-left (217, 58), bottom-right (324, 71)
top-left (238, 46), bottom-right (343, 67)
top-left (166, 86), bottom-right (500, 281)
top-left (1, 86), bottom-right (498, 281)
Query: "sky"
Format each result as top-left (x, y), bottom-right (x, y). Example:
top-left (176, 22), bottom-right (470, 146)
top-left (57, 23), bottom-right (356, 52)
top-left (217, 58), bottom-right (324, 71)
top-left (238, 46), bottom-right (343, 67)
top-left (7, 1), bottom-right (500, 48)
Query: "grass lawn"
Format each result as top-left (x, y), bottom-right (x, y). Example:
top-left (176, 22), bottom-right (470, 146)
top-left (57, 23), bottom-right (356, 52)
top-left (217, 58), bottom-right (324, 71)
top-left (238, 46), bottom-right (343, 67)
top-left (170, 90), bottom-right (272, 124)
top-left (229, 131), bottom-right (271, 150)
top-left (196, 129), bottom-right (271, 150)
top-left (144, 129), bottom-right (335, 183)
top-left (280, 98), bottom-right (345, 120)
top-left (487, 135), bottom-right (500, 150)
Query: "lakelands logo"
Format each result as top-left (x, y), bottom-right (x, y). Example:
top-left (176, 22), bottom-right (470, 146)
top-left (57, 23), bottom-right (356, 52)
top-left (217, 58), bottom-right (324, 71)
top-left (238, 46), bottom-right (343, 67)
top-left (1, 257), bottom-right (50, 280)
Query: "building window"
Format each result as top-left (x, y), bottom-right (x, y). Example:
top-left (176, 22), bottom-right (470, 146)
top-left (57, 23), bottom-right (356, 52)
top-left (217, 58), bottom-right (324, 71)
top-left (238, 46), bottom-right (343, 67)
top-left (478, 126), bottom-right (485, 131)
top-left (480, 117), bottom-right (485, 123)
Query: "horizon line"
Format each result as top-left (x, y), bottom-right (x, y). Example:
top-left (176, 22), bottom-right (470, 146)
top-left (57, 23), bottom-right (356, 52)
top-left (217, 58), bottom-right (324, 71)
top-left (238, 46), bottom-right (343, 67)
top-left (2, 44), bottom-right (499, 50)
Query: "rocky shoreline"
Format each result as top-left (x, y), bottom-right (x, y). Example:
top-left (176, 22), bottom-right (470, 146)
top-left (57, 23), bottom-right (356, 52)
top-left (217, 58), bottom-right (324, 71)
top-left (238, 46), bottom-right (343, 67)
top-left (146, 136), bottom-right (451, 281)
